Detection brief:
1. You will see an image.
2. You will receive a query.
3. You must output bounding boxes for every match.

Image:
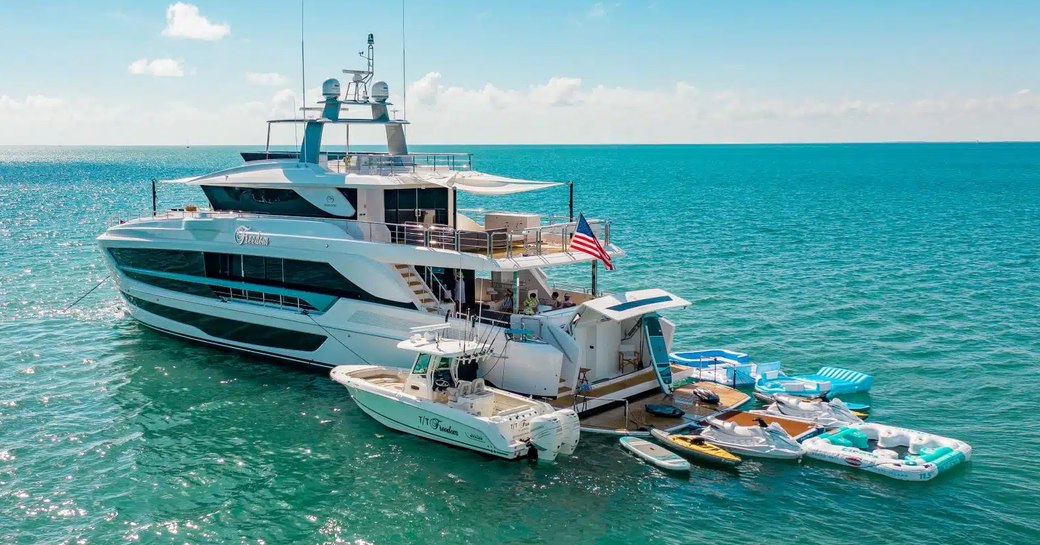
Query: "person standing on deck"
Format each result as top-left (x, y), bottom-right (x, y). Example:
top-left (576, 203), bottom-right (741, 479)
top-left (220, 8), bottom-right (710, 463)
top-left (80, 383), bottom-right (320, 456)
top-left (523, 292), bottom-right (539, 315)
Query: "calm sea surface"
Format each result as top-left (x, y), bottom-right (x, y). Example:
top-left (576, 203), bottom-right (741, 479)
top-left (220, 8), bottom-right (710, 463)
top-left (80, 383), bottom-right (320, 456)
top-left (1, 143), bottom-right (1038, 544)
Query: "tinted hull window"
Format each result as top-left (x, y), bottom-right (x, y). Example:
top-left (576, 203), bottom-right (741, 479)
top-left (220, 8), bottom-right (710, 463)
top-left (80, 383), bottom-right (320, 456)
top-left (123, 270), bottom-right (217, 298)
top-left (110, 248), bottom-right (415, 311)
top-left (109, 248), bottom-right (206, 276)
top-left (204, 252), bottom-right (415, 310)
top-left (124, 293), bottom-right (327, 352)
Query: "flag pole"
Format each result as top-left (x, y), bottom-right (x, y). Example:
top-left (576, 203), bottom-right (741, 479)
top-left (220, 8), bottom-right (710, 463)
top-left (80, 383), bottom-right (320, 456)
top-left (591, 260), bottom-right (598, 297)
top-left (568, 181), bottom-right (574, 223)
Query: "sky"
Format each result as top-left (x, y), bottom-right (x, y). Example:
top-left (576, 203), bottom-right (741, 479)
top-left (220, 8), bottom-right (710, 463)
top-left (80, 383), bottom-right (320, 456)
top-left (1, 0), bottom-right (1039, 145)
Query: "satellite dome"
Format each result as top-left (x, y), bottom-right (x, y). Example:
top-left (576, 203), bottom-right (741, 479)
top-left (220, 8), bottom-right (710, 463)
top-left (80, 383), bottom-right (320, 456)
top-left (322, 78), bottom-right (341, 99)
top-left (371, 81), bottom-right (390, 103)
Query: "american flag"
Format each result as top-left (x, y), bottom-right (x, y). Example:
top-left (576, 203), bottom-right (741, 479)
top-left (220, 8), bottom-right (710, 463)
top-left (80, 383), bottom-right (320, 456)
top-left (571, 213), bottom-right (614, 270)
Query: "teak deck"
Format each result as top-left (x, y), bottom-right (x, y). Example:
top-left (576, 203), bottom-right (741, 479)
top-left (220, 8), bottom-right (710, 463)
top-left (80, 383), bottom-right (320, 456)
top-left (552, 367), bottom-right (670, 408)
top-left (574, 382), bottom-right (752, 435)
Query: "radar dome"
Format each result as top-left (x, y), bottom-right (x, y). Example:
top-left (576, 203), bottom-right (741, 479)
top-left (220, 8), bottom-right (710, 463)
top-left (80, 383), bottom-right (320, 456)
top-left (371, 81), bottom-right (390, 103)
top-left (322, 78), bottom-right (341, 99)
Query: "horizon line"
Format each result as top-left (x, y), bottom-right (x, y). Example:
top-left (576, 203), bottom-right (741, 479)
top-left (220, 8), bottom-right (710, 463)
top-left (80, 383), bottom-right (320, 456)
top-left (2, 140), bottom-right (1040, 148)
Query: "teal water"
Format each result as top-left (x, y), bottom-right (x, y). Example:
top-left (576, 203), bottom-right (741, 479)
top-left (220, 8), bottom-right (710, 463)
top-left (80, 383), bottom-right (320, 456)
top-left (1, 143), bottom-right (1039, 544)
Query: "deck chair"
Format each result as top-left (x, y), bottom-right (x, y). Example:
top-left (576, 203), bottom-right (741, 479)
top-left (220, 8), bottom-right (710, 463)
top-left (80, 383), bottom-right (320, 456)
top-left (618, 347), bottom-right (641, 373)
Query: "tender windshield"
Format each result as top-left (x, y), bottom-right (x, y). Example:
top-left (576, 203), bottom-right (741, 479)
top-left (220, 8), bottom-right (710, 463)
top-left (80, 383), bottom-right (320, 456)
top-left (411, 354), bottom-right (432, 374)
top-left (432, 357), bottom-right (455, 390)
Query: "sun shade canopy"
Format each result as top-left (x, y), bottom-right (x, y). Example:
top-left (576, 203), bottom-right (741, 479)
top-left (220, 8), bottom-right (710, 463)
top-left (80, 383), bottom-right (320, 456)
top-left (578, 289), bottom-right (691, 322)
top-left (160, 160), bottom-right (562, 194)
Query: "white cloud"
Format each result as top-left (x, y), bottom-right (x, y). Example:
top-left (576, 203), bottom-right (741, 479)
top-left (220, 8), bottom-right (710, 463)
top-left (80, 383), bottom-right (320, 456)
top-left (3, 78), bottom-right (1040, 145)
top-left (128, 58), bottom-right (185, 77)
top-left (161, 2), bottom-right (230, 41)
top-left (586, 2), bottom-right (620, 19)
top-left (397, 74), bottom-right (1040, 144)
top-left (410, 72), bottom-right (443, 104)
top-left (0, 94), bottom-right (63, 112)
top-left (586, 3), bottom-right (607, 19)
top-left (270, 88), bottom-right (299, 117)
top-left (245, 72), bottom-right (289, 86)
top-left (531, 77), bottom-right (583, 106)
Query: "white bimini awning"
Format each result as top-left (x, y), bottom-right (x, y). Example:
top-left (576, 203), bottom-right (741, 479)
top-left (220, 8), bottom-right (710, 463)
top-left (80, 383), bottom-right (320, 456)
top-left (578, 289), bottom-right (690, 322)
top-left (443, 171), bottom-right (563, 195)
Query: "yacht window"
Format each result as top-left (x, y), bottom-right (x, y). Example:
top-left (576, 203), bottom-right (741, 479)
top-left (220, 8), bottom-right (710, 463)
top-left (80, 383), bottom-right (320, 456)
top-left (383, 188), bottom-right (449, 225)
top-left (122, 293), bottom-right (327, 351)
top-left (109, 248), bottom-right (206, 276)
top-left (122, 270), bottom-right (215, 298)
top-left (201, 253), bottom-right (416, 310)
top-left (411, 354), bottom-right (432, 375)
top-left (201, 186), bottom-right (333, 218)
top-left (336, 188), bottom-right (359, 220)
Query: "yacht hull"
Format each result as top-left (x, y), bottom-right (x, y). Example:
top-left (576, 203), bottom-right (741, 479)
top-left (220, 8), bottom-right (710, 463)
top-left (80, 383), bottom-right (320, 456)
top-left (113, 275), bottom-right (565, 397)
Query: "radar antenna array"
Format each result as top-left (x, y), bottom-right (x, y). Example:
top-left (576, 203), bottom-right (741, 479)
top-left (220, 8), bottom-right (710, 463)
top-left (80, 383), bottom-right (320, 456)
top-left (343, 34), bottom-right (375, 103)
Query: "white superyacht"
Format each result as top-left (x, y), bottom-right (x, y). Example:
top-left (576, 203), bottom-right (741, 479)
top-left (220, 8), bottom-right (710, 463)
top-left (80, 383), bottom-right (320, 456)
top-left (97, 36), bottom-right (694, 411)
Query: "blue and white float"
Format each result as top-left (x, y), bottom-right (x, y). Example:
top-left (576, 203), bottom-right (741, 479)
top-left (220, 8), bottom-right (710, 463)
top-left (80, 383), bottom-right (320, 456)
top-left (669, 349), bottom-right (782, 387)
top-left (802, 423), bottom-right (971, 481)
top-left (755, 366), bottom-right (873, 397)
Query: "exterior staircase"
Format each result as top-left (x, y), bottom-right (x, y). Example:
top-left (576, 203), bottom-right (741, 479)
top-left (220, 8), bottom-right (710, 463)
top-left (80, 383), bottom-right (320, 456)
top-left (394, 264), bottom-right (447, 313)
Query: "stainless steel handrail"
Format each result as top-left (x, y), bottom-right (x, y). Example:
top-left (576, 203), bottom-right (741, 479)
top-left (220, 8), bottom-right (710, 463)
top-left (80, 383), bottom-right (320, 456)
top-left (330, 151), bottom-right (473, 175)
top-left (572, 393), bottom-right (631, 428)
top-left (113, 209), bottom-right (609, 260)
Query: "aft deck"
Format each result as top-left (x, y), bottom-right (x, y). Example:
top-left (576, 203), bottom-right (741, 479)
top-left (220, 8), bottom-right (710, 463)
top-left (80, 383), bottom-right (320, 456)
top-left (120, 209), bottom-right (612, 264)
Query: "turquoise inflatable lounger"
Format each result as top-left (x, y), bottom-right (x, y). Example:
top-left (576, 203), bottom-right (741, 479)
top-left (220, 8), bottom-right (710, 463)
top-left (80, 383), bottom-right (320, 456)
top-left (756, 366), bottom-right (873, 397)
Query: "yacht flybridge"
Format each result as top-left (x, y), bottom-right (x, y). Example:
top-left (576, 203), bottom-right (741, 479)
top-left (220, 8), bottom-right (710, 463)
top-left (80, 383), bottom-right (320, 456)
top-left (98, 35), bottom-right (695, 411)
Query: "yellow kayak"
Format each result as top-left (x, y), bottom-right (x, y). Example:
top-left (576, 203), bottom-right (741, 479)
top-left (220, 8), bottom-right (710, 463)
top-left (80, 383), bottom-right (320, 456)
top-left (650, 427), bottom-right (742, 466)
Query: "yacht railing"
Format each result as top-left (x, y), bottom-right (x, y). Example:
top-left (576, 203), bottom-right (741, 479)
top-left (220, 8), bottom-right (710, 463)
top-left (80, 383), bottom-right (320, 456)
top-left (344, 217), bottom-right (609, 259)
top-left (210, 285), bottom-right (317, 312)
top-left (328, 151), bottom-right (473, 175)
top-left (572, 394), bottom-right (631, 426)
top-left (110, 209), bottom-right (610, 260)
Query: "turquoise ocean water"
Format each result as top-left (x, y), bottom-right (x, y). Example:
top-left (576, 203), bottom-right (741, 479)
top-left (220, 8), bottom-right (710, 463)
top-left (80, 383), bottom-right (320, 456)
top-left (1, 143), bottom-right (1038, 544)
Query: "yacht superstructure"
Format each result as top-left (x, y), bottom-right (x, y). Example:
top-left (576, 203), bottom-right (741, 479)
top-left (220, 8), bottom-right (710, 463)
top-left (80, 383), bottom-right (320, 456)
top-left (98, 36), bottom-right (693, 410)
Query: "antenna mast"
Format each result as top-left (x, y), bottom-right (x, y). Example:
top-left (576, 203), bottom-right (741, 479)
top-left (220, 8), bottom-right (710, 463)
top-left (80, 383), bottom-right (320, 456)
top-left (401, 0), bottom-right (407, 120)
top-left (343, 35), bottom-right (375, 103)
top-left (299, 0), bottom-right (308, 161)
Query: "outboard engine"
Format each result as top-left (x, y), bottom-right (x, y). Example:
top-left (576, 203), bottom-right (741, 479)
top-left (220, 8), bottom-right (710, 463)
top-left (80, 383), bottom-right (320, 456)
top-left (556, 409), bottom-right (581, 456)
top-left (529, 414), bottom-right (564, 462)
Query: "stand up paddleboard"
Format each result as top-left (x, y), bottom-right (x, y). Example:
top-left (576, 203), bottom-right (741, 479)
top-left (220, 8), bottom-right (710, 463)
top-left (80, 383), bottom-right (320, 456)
top-left (619, 436), bottom-right (690, 472)
top-left (643, 314), bottom-right (673, 395)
